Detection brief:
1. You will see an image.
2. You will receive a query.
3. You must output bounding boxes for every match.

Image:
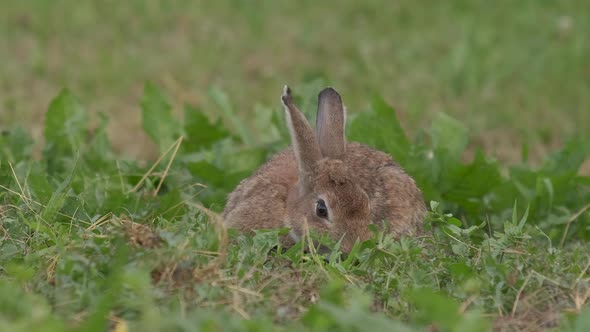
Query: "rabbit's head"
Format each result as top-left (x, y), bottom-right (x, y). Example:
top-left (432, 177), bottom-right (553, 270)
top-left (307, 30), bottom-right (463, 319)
top-left (281, 86), bottom-right (372, 251)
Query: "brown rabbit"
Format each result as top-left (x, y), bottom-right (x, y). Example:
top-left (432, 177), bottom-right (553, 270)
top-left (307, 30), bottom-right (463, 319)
top-left (223, 85), bottom-right (426, 252)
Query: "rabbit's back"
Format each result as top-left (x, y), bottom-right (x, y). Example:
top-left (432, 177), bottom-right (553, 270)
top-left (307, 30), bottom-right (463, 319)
top-left (224, 142), bottom-right (425, 236)
top-left (345, 142), bottom-right (426, 235)
top-left (223, 149), bottom-right (297, 231)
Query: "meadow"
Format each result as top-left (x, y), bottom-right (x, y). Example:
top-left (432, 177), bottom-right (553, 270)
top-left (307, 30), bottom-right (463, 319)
top-left (1, 1), bottom-right (590, 331)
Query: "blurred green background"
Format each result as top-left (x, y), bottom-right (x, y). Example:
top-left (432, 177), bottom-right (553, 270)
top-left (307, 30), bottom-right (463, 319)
top-left (1, 0), bottom-right (588, 162)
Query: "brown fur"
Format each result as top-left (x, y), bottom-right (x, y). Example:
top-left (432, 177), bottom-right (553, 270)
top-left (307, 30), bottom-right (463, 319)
top-left (223, 86), bottom-right (427, 252)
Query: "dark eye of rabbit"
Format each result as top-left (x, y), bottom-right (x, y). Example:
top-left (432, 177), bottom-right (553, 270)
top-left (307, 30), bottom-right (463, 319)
top-left (316, 199), bottom-right (328, 219)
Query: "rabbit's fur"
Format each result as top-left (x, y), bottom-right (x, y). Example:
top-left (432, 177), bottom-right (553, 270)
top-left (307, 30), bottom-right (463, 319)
top-left (223, 86), bottom-right (426, 252)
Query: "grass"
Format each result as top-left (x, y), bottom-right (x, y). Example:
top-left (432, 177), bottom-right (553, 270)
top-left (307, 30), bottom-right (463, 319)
top-left (1, 1), bottom-right (590, 331)
top-left (1, 82), bottom-right (590, 331)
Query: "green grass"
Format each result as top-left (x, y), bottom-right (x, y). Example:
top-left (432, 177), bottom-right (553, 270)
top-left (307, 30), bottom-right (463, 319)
top-left (1, 82), bottom-right (590, 331)
top-left (1, 1), bottom-right (590, 331)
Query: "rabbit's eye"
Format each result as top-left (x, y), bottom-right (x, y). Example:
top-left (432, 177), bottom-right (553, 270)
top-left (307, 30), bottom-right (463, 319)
top-left (316, 199), bottom-right (328, 219)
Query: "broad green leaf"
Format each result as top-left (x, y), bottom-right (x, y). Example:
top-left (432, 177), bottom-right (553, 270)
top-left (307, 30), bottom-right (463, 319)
top-left (183, 104), bottom-right (231, 152)
top-left (41, 167), bottom-right (74, 222)
top-left (209, 87), bottom-right (252, 145)
top-left (440, 151), bottom-right (503, 216)
top-left (216, 145), bottom-right (269, 174)
top-left (187, 160), bottom-right (245, 190)
top-left (0, 128), bottom-right (33, 162)
top-left (449, 262), bottom-right (474, 280)
top-left (430, 112), bottom-right (468, 161)
top-left (140, 82), bottom-right (181, 151)
top-left (87, 112), bottom-right (114, 161)
top-left (44, 89), bottom-right (88, 155)
top-left (447, 217), bottom-right (463, 226)
top-left (430, 201), bottom-right (440, 212)
top-left (294, 78), bottom-right (326, 120)
top-left (542, 136), bottom-right (590, 175)
top-left (27, 168), bottom-right (54, 204)
top-left (348, 95), bottom-right (410, 164)
top-left (253, 104), bottom-right (281, 144)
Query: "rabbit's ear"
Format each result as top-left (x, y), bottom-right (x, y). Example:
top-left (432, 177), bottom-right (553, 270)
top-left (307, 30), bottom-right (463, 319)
top-left (281, 85), bottom-right (321, 190)
top-left (316, 87), bottom-right (346, 160)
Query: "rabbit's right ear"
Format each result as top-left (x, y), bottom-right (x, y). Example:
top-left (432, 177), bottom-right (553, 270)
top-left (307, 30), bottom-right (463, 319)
top-left (316, 87), bottom-right (346, 160)
top-left (281, 85), bottom-right (321, 191)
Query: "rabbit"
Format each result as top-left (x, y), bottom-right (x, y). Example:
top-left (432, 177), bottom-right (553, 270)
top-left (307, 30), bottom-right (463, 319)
top-left (223, 85), bottom-right (426, 252)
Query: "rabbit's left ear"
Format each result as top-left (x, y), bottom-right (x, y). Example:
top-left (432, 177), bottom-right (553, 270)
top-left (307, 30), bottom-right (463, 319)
top-left (281, 85), bottom-right (322, 191)
top-left (316, 87), bottom-right (346, 160)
